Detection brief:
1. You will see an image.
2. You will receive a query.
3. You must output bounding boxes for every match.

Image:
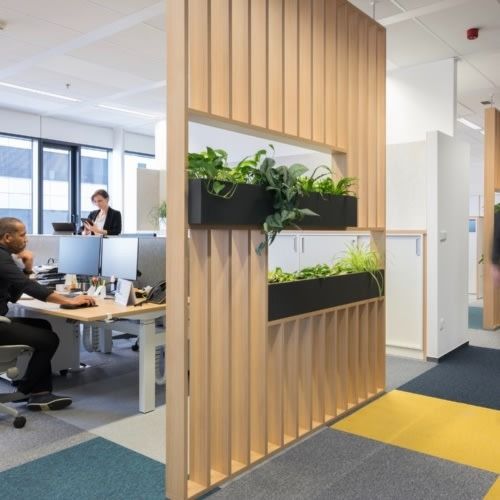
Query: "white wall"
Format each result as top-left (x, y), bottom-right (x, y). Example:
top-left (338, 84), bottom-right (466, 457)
top-left (386, 142), bottom-right (427, 230)
top-left (387, 59), bottom-right (456, 145)
top-left (426, 131), bottom-right (469, 358)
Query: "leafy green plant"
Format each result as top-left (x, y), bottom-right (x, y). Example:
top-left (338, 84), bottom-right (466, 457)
top-left (268, 243), bottom-right (383, 297)
top-left (149, 200), bottom-right (167, 229)
top-left (297, 166), bottom-right (357, 197)
top-left (256, 158), bottom-right (318, 253)
top-left (495, 203), bottom-right (500, 214)
top-left (333, 243), bottom-right (383, 295)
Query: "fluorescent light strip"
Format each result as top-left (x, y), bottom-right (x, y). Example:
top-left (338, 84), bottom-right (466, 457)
top-left (97, 104), bottom-right (161, 119)
top-left (0, 81), bottom-right (81, 102)
top-left (457, 117), bottom-right (482, 130)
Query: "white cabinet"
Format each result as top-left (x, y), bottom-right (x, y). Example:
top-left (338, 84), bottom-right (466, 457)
top-left (269, 232), bottom-right (359, 272)
top-left (386, 234), bottom-right (424, 359)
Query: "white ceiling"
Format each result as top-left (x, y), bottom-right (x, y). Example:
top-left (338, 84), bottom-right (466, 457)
top-left (0, 0), bottom-right (498, 145)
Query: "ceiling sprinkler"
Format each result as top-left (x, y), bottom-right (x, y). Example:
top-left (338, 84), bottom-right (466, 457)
top-left (467, 27), bottom-right (479, 40)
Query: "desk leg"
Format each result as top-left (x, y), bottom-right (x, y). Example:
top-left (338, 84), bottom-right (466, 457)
top-left (139, 319), bottom-right (156, 413)
top-left (98, 326), bottom-right (113, 354)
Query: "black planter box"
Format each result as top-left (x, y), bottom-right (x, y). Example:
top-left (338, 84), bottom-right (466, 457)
top-left (189, 179), bottom-right (358, 229)
top-left (268, 270), bottom-right (384, 321)
top-left (188, 179), bottom-right (273, 226)
top-left (298, 193), bottom-right (357, 228)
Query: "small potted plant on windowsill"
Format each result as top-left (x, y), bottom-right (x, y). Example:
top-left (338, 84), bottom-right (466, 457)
top-left (150, 201), bottom-right (167, 234)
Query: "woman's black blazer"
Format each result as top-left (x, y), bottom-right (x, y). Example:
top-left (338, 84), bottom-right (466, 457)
top-left (87, 207), bottom-right (122, 235)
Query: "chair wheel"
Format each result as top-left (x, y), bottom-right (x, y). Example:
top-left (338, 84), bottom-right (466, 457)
top-left (59, 369), bottom-right (69, 376)
top-left (13, 416), bottom-right (26, 428)
top-left (131, 342), bottom-right (139, 352)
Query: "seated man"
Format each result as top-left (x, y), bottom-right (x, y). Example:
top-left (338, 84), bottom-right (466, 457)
top-left (0, 217), bottom-right (96, 411)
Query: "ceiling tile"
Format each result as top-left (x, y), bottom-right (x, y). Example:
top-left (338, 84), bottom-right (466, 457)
top-left (144, 14), bottom-right (164, 31)
top-left (0, 89), bottom-right (71, 114)
top-left (347, 0), bottom-right (401, 19)
top-left (86, 0), bottom-right (162, 15)
top-left (463, 50), bottom-right (500, 88)
top-left (103, 24), bottom-right (165, 61)
top-left (68, 41), bottom-right (165, 81)
top-left (419, 0), bottom-right (500, 56)
top-left (0, 0), bottom-right (122, 32)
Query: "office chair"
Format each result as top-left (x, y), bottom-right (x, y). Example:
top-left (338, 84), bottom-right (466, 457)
top-left (0, 317), bottom-right (32, 428)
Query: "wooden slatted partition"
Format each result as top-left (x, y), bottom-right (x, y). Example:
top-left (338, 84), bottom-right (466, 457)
top-left (483, 107), bottom-right (500, 329)
top-left (168, 1), bottom-right (386, 498)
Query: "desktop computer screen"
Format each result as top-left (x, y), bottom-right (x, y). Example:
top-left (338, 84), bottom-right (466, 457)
top-left (58, 236), bottom-right (101, 275)
top-left (100, 237), bottom-right (139, 281)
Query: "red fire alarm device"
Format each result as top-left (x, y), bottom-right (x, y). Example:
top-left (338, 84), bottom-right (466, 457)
top-left (467, 27), bottom-right (479, 40)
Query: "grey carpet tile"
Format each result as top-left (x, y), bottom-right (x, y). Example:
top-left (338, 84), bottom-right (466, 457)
top-left (0, 409), bottom-right (95, 472)
top-left (210, 429), bottom-right (495, 500)
top-left (386, 355), bottom-right (435, 391)
top-left (50, 370), bottom-right (165, 430)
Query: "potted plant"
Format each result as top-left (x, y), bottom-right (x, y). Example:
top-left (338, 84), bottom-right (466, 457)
top-left (150, 201), bottom-right (167, 234)
top-left (268, 244), bottom-right (383, 320)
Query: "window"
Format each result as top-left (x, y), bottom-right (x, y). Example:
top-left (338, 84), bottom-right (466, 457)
top-left (0, 135), bottom-right (34, 233)
top-left (80, 148), bottom-right (109, 218)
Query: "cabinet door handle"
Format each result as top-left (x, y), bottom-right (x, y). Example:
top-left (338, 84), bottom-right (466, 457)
top-left (301, 237), bottom-right (305, 253)
top-left (293, 236), bottom-right (297, 252)
top-left (416, 237), bottom-right (421, 256)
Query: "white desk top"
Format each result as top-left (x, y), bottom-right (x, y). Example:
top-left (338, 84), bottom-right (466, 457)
top-left (14, 298), bottom-right (165, 322)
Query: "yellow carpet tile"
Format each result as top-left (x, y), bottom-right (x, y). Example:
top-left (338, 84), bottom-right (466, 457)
top-left (332, 390), bottom-right (500, 474)
top-left (485, 478), bottom-right (500, 499)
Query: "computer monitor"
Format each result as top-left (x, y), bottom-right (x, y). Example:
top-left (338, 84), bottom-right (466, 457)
top-left (58, 236), bottom-right (101, 275)
top-left (101, 237), bottom-right (139, 281)
top-left (52, 222), bottom-right (76, 235)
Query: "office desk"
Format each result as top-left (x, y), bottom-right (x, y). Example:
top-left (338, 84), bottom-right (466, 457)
top-left (13, 299), bottom-right (166, 413)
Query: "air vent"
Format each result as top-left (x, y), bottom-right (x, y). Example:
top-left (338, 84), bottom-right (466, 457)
top-left (481, 100), bottom-right (492, 105)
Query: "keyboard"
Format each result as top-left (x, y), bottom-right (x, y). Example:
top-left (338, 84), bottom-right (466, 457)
top-left (60, 303), bottom-right (98, 309)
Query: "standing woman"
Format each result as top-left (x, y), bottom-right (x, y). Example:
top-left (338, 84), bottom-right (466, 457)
top-left (83, 189), bottom-right (122, 236)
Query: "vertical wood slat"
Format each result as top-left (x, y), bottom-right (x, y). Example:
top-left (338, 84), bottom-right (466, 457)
top-left (231, 0), bottom-right (250, 123)
top-left (251, 0), bottom-right (268, 128)
top-left (231, 231), bottom-right (250, 467)
top-left (368, 301), bottom-right (378, 395)
top-left (377, 299), bottom-right (386, 390)
top-left (357, 17), bottom-right (368, 228)
top-left (376, 28), bottom-right (386, 228)
top-left (166, 1), bottom-right (188, 497)
top-left (283, 0), bottom-right (299, 136)
top-left (359, 303), bottom-right (369, 399)
top-left (298, 317), bottom-right (313, 433)
top-left (312, 0), bottom-right (325, 143)
top-left (268, 0), bottom-right (284, 132)
top-left (367, 24), bottom-right (378, 228)
top-left (284, 320), bottom-right (299, 440)
top-left (312, 314), bottom-right (326, 423)
top-left (325, 0), bottom-right (337, 147)
top-left (268, 324), bottom-right (284, 446)
top-left (250, 230), bottom-right (268, 457)
top-left (337, 307), bottom-right (348, 413)
top-left (484, 108), bottom-right (500, 329)
top-left (347, 7), bottom-right (359, 199)
top-left (210, 230), bottom-right (231, 476)
top-left (347, 305), bottom-right (359, 406)
top-left (298, 0), bottom-right (312, 140)
top-left (189, 230), bottom-right (210, 486)
top-left (324, 311), bottom-right (337, 418)
top-left (210, 0), bottom-right (231, 118)
top-left (188, 0), bottom-right (209, 112)
top-left (336, 1), bottom-right (348, 150)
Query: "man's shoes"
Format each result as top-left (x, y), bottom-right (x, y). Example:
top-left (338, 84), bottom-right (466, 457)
top-left (26, 393), bottom-right (72, 411)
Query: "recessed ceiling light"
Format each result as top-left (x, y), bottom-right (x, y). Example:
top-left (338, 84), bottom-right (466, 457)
top-left (97, 104), bottom-right (161, 119)
top-left (457, 117), bottom-right (482, 130)
top-left (0, 81), bottom-right (80, 102)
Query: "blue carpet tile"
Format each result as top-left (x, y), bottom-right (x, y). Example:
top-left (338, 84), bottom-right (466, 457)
top-left (399, 345), bottom-right (500, 410)
top-left (0, 437), bottom-right (164, 500)
top-left (468, 306), bottom-right (483, 330)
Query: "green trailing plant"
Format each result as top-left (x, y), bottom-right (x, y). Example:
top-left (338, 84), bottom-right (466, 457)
top-left (268, 243), bottom-right (383, 297)
top-left (256, 158), bottom-right (318, 253)
top-left (495, 203), bottom-right (500, 214)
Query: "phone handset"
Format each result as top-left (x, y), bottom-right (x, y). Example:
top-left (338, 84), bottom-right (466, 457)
top-left (145, 280), bottom-right (166, 304)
